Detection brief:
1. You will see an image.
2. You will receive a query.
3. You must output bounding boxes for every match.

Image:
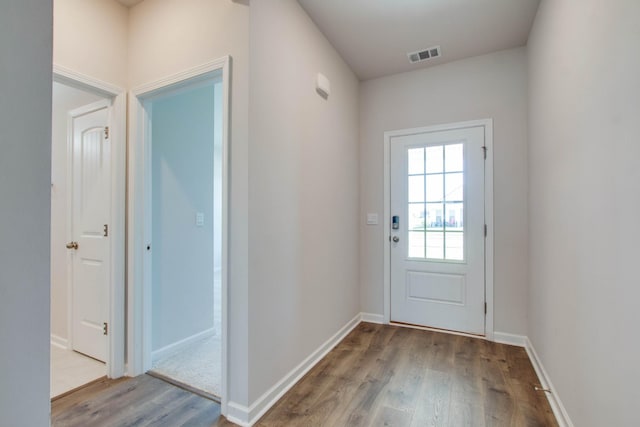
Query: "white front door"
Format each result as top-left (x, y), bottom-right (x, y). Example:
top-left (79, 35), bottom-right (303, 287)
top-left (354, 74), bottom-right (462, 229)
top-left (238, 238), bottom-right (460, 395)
top-left (69, 103), bottom-right (110, 361)
top-left (390, 125), bottom-right (486, 335)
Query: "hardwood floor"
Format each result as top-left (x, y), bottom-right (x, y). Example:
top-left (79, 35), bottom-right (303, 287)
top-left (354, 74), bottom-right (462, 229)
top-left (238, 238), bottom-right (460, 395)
top-left (258, 323), bottom-right (557, 427)
top-left (51, 375), bottom-right (229, 427)
top-left (52, 323), bottom-right (558, 427)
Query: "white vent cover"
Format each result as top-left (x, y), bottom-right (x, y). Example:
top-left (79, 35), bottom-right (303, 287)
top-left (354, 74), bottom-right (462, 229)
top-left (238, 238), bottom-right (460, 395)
top-left (407, 46), bottom-right (441, 64)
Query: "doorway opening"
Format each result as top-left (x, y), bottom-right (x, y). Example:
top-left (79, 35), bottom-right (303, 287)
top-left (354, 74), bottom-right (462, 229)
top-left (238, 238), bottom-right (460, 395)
top-left (146, 79), bottom-right (223, 399)
top-left (50, 72), bottom-right (126, 398)
top-left (128, 59), bottom-right (230, 409)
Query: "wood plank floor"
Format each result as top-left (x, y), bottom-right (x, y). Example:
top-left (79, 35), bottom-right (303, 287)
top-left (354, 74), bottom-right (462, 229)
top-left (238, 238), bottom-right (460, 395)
top-left (52, 323), bottom-right (558, 427)
top-left (51, 375), bottom-right (227, 427)
top-left (259, 323), bottom-right (558, 426)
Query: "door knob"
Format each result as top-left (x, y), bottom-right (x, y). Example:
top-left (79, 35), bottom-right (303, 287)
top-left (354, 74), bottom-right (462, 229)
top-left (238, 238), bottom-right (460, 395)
top-left (66, 241), bottom-right (79, 250)
top-left (392, 236), bottom-right (400, 243)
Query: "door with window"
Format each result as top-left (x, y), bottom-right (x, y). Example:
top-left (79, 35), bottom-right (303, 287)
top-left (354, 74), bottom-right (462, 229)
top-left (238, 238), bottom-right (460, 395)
top-left (390, 125), bottom-right (485, 335)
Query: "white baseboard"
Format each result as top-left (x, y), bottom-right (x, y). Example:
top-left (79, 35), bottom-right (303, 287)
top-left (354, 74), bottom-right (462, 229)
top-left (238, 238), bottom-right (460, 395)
top-left (360, 312), bottom-right (384, 324)
top-left (51, 334), bottom-right (69, 350)
top-left (525, 338), bottom-right (574, 427)
top-left (226, 316), bottom-right (574, 427)
top-left (492, 332), bottom-right (573, 426)
top-left (225, 402), bottom-right (251, 427)
top-left (228, 313), bottom-right (362, 426)
top-left (151, 327), bottom-right (215, 364)
top-left (493, 331), bottom-right (527, 347)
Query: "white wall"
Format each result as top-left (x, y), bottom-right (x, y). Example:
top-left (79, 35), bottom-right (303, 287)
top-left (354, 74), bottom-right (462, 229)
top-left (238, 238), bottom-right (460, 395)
top-left (150, 83), bottom-right (217, 351)
top-left (54, 0), bottom-right (128, 88)
top-left (360, 48), bottom-right (529, 335)
top-left (51, 82), bottom-right (103, 344)
top-left (527, 1), bottom-right (640, 425)
top-left (128, 0), bottom-right (250, 405)
top-left (0, 1), bottom-right (52, 425)
top-left (249, 0), bottom-right (360, 404)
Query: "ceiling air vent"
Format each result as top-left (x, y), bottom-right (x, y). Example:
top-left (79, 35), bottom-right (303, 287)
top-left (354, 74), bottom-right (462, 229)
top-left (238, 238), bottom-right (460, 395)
top-left (408, 46), bottom-right (441, 64)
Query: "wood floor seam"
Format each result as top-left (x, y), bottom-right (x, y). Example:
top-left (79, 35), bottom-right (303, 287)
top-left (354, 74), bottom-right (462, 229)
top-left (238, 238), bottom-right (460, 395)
top-left (52, 322), bottom-right (558, 427)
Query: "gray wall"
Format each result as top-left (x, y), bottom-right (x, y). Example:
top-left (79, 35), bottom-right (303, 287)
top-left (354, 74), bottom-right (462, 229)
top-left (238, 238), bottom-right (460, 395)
top-left (527, 1), bottom-right (640, 425)
top-left (249, 0), bottom-right (361, 403)
top-left (0, 1), bottom-right (52, 425)
top-left (359, 48), bottom-right (530, 335)
top-left (151, 83), bottom-right (220, 351)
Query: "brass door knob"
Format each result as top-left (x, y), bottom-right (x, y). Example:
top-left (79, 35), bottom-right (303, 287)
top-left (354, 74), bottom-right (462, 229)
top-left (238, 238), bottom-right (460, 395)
top-left (66, 241), bottom-right (79, 250)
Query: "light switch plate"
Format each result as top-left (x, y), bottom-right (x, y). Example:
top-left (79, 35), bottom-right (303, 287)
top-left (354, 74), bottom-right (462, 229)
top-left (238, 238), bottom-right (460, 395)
top-left (366, 213), bottom-right (378, 225)
top-left (196, 212), bottom-right (204, 227)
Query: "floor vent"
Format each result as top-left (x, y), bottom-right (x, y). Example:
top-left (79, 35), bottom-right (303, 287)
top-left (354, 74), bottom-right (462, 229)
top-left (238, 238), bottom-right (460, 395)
top-left (408, 46), bottom-right (441, 64)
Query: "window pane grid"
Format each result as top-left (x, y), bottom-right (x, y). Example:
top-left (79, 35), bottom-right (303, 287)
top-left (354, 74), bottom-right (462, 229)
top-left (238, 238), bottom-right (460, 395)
top-left (407, 143), bottom-right (464, 261)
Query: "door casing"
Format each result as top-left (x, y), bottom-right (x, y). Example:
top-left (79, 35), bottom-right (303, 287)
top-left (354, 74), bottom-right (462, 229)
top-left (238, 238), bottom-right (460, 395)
top-left (53, 64), bottom-right (127, 378)
top-left (383, 119), bottom-right (494, 341)
top-left (128, 56), bottom-right (231, 416)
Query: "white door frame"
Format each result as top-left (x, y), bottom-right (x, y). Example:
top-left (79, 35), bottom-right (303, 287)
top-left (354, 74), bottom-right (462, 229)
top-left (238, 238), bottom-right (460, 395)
top-left (383, 119), bottom-right (494, 341)
top-left (128, 56), bottom-right (231, 415)
top-left (53, 64), bottom-right (127, 378)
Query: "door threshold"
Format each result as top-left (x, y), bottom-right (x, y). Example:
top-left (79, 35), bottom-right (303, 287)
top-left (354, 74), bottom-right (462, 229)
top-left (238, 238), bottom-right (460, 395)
top-left (390, 321), bottom-right (485, 339)
top-left (51, 376), bottom-right (113, 402)
top-left (147, 370), bottom-right (221, 403)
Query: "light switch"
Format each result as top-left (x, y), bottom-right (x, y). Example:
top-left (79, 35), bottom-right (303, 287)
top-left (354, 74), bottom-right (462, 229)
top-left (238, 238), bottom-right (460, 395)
top-left (366, 213), bottom-right (378, 225)
top-left (196, 212), bottom-right (204, 227)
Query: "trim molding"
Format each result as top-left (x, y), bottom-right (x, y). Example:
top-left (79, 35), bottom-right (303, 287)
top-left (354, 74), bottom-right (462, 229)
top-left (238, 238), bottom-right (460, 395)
top-left (151, 328), bottom-right (215, 364)
top-left (225, 402), bottom-right (251, 427)
top-left (132, 57), bottom-right (228, 97)
top-left (493, 331), bottom-right (528, 347)
top-left (491, 332), bottom-right (574, 427)
top-left (51, 334), bottom-right (69, 350)
top-left (128, 55), bottom-right (232, 416)
top-left (53, 64), bottom-right (123, 97)
top-left (228, 313), bottom-right (362, 426)
top-left (525, 338), bottom-right (575, 427)
top-left (53, 67), bottom-right (127, 380)
top-left (361, 312), bottom-right (384, 324)
top-left (225, 317), bottom-right (573, 427)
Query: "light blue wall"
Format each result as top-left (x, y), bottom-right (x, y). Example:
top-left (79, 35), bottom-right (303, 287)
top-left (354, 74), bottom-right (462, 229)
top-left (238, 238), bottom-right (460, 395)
top-left (151, 81), bottom-right (222, 351)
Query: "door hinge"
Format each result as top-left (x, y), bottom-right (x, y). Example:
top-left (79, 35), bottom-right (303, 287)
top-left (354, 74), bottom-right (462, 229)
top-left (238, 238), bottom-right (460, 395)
top-left (484, 224), bottom-right (487, 237)
top-left (104, 126), bottom-right (110, 139)
top-left (482, 145), bottom-right (487, 160)
top-left (484, 302), bottom-right (487, 314)
top-left (103, 224), bottom-right (108, 237)
top-left (103, 322), bottom-right (108, 336)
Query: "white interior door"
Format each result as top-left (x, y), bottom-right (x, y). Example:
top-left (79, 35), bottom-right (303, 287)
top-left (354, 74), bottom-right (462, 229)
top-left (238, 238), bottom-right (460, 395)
top-left (69, 103), bottom-right (110, 361)
top-left (390, 126), bottom-right (485, 335)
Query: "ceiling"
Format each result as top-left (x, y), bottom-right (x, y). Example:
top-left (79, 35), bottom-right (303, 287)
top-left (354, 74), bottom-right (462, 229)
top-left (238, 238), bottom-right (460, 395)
top-left (298, 0), bottom-right (540, 81)
top-left (116, 0), bottom-right (144, 7)
top-left (112, 0), bottom-right (539, 80)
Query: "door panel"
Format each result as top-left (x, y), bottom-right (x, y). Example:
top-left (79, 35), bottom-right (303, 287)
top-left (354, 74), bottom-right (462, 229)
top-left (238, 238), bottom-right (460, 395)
top-left (390, 126), bottom-right (485, 335)
top-left (71, 106), bottom-right (110, 361)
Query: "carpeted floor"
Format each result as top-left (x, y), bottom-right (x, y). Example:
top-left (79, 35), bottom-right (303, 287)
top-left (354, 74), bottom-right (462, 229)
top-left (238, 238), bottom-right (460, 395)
top-left (150, 333), bottom-right (221, 398)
